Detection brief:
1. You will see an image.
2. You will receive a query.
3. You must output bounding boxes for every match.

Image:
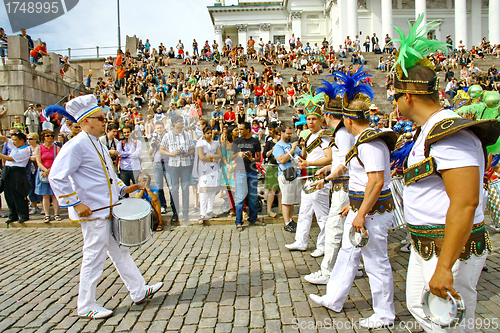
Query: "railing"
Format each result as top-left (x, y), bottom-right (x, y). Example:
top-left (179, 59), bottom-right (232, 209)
top-left (55, 81), bottom-right (85, 106)
top-left (49, 46), bottom-right (120, 60)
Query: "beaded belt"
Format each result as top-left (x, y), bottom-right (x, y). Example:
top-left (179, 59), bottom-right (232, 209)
top-left (348, 188), bottom-right (394, 215)
top-left (306, 167), bottom-right (322, 176)
top-left (332, 176), bottom-right (349, 193)
top-left (408, 221), bottom-right (490, 261)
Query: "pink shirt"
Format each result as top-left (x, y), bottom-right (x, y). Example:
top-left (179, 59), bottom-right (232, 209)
top-left (39, 144), bottom-right (57, 169)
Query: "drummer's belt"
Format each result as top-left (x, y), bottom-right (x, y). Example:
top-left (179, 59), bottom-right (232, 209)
top-left (306, 167), bottom-right (322, 177)
top-left (408, 221), bottom-right (491, 261)
top-left (332, 176), bottom-right (349, 192)
top-left (348, 188), bottom-right (394, 215)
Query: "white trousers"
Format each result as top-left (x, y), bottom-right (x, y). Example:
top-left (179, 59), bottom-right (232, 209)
top-left (199, 191), bottom-right (216, 217)
top-left (78, 219), bottom-right (147, 315)
top-left (294, 186), bottom-right (330, 251)
top-left (406, 247), bottom-right (487, 333)
top-left (321, 189), bottom-right (349, 276)
top-left (322, 211), bottom-right (395, 320)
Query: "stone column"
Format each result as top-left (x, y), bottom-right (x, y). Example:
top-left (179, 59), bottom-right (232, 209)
top-left (125, 35), bottom-right (138, 57)
top-left (291, 10), bottom-right (302, 41)
top-left (237, 24), bottom-right (248, 50)
top-left (330, 2), bottom-right (339, 48)
top-left (471, 1), bottom-right (481, 49)
top-left (337, 0), bottom-right (348, 47)
top-left (260, 23), bottom-right (271, 44)
top-left (76, 65), bottom-right (83, 82)
top-left (381, 0), bottom-right (393, 39)
top-left (490, 0), bottom-right (500, 46)
top-left (346, 0), bottom-right (358, 40)
top-left (48, 52), bottom-right (60, 74)
top-left (7, 35), bottom-right (29, 62)
top-left (214, 25), bottom-right (224, 51)
top-left (415, 0), bottom-right (427, 28)
top-left (455, 0), bottom-right (467, 49)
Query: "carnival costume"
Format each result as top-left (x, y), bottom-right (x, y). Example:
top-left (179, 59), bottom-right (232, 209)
top-left (304, 75), bottom-right (356, 284)
top-left (48, 95), bottom-right (162, 319)
top-left (390, 14), bottom-right (500, 332)
top-left (309, 66), bottom-right (397, 329)
top-left (285, 90), bottom-right (331, 254)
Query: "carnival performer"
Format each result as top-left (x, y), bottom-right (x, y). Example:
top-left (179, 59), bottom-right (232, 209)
top-left (193, 126), bottom-right (222, 224)
top-left (47, 95), bottom-right (163, 319)
top-left (285, 90), bottom-right (332, 257)
top-left (304, 76), bottom-right (356, 285)
top-left (391, 15), bottom-right (499, 332)
top-left (309, 67), bottom-right (397, 329)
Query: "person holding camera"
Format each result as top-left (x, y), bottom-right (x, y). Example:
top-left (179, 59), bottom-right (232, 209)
top-left (99, 123), bottom-right (119, 173)
top-left (160, 115), bottom-right (195, 223)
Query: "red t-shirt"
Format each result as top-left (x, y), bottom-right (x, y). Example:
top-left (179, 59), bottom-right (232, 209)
top-left (254, 86), bottom-right (265, 96)
top-left (30, 45), bottom-right (46, 57)
top-left (224, 111), bottom-right (236, 122)
top-left (116, 55), bottom-right (123, 66)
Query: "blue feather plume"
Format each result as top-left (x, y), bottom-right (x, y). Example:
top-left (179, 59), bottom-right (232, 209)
top-left (45, 104), bottom-right (77, 123)
top-left (326, 65), bottom-right (374, 101)
top-left (315, 79), bottom-right (339, 98)
top-left (391, 140), bottom-right (414, 169)
top-left (492, 154), bottom-right (500, 168)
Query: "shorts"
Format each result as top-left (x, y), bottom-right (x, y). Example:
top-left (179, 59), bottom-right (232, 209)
top-left (30, 55), bottom-right (38, 67)
top-left (0, 47), bottom-right (7, 57)
top-left (264, 164), bottom-right (280, 191)
top-left (278, 173), bottom-right (301, 205)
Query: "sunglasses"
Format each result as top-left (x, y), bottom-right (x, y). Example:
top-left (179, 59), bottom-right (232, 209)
top-left (394, 92), bottom-right (404, 102)
top-left (87, 116), bottom-right (106, 122)
top-left (27, 138), bottom-right (36, 140)
top-left (45, 134), bottom-right (54, 138)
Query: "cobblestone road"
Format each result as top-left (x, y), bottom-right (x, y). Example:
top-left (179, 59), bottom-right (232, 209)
top-left (1, 225), bottom-right (500, 333)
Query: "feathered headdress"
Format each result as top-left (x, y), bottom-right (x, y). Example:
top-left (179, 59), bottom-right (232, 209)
top-left (295, 88), bottom-right (325, 118)
top-left (391, 14), bottom-right (450, 94)
top-left (45, 95), bottom-right (102, 124)
top-left (316, 79), bottom-right (343, 116)
top-left (45, 104), bottom-right (77, 123)
top-left (326, 65), bottom-right (374, 119)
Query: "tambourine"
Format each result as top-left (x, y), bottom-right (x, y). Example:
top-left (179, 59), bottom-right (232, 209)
top-left (421, 290), bottom-right (466, 327)
top-left (349, 226), bottom-right (369, 247)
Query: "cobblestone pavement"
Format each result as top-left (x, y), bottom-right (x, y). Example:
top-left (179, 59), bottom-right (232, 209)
top-left (1, 224), bottom-right (500, 333)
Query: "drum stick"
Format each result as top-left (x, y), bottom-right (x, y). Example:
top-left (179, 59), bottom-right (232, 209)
top-left (92, 202), bottom-right (122, 213)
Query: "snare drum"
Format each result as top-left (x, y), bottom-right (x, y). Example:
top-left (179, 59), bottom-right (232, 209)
top-left (487, 179), bottom-right (500, 229)
top-left (349, 226), bottom-right (369, 247)
top-left (422, 290), bottom-right (466, 327)
top-left (111, 198), bottom-right (153, 247)
top-left (389, 176), bottom-right (407, 231)
top-left (302, 178), bottom-right (318, 194)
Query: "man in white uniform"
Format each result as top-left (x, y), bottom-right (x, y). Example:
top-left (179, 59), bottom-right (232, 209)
top-left (285, 95), bottom-right (332, 256)
top-left (309, 68), bottom-right (396, 329)
top-left (391, 18), bottom-right (499, 332)
top-left (48, 96), bottom-right (162, 319)
top-left (305, 85), bottom-right (356, 284)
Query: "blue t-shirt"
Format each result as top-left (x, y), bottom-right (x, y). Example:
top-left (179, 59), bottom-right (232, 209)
top-left (273, 141), bottom-right (301, 176)
top-left (212, 110), bottom-right (224, 119)
top-left (135, 185), bottom-right (159, 204)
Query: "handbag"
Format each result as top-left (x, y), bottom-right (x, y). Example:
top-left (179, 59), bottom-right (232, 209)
top-left (281, 151), bottom-right (298, 182)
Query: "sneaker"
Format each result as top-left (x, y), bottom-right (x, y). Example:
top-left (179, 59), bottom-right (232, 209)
top-left (284, 221), bottom-right (296, 233)
top-left (78, 305), bottom-right (113, 319)
top-left (400, 243), bottom-right (411, 253)
top-left (356, 269), bottom-right (364, 277)
top-left (134, 282), bottom-right (163, 304)
top-left (304, 271), bottom-right (330, 285)
top-left (285, 242), bottom-right (307, 251)
top-left (29, 207), bottom-right (37, 215)
top-left (359, 314), bottom-right (394, 329)
top-left (309, 294), bottom-right (327, 307)
top-left (160, 207), bottom-right (167, 214)
top-left (310, 248), bottom-right (324, 258)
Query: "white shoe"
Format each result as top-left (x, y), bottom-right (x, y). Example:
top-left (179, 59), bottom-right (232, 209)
top-left (400, 243), bottom-right (411, 253)
top-left (359, 314), bottom-right (394, 329)
top-left (29, 207), bottom-right (37, 215)
top-left (310, 248), bottom-right (324, 258)
top-left (309, 294), bottom-right (327, 307)
top-left (78, 305), bottom-right (113, 319)
top-left (304, 271), bottom-right (329, 285)
top-left (400, 238), bottom-right (408, 245)
top-left (356, 269), bottom-right (363, 277)
top-left (160, 207), bottom-right (167, 214)
top-left (135, 282), bottom-right (163, 304)
top-left (285, 242), bottom-right (307, 251)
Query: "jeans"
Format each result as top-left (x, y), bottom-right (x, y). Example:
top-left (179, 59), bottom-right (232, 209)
top-left (119, 169), bottom-right (140, 197)
top-left (235, 171), bottom-right (258, 225)
top-left (153, 162), bottom-right (177, 215)
top-left (254, 95), bottom-right (265, 105)
top-left (165, 165), bottom-right (192, 218)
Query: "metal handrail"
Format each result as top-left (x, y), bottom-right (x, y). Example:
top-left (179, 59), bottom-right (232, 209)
top-left (48, 46), bottom-right (120, 60)
top-left (55, 81), bottom-right (85, 106)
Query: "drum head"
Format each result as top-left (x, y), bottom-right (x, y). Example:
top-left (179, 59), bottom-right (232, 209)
top-left (113, 198), bottom-right (151, 220)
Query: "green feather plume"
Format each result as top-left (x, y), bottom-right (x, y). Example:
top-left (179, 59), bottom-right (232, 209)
top-left (390, 13), bottom-right (450, 77)
top-left (295, 88), bottom-right (325, 107)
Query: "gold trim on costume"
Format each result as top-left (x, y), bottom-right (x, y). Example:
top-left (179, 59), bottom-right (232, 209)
top-left (59, 192), bottom-right (77, 199)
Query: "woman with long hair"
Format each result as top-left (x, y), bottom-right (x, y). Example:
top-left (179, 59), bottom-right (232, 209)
top-left (35, 129), bottom-right (61, 222)
top-left (194, 127), bottom-right (222, 224)
top-left (27, 132), bottom-right (42, 215)
top-left (221, 125), bottom-right (239, 216)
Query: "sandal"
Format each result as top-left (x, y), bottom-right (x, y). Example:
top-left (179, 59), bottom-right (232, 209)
top-left (229, 211), bottom-right (236, 217)
top-left (54, 214), bottom-right (62, 221)
top-left (43, 215), bottom-right (50, 223)
top-left (155, 225), bottom-right (164, 231)
top-left (252, 220), bottom-right (266, 226)
top-left (208, 212), bottom-right (219, 219)
top-left (198, 217), bottom-right (205, 225)
top-left (236, 224), bottom-right (243, 231)
top-left (267, 212), bottom-right (277, 218)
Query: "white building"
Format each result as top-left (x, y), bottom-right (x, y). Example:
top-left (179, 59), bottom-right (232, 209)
top-left (208, 0), bottom-right (499, 51)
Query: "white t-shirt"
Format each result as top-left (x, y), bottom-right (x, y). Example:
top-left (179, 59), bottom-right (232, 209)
top-left (305, 130), bottom-right (330, 162)
top-left (348, 129), bottom-right (391, 192)
top-left (404, 110), bottom-right (485, 226)
top-left (331, 126), bottom-right (354, 178)
top-left (5, 140), bottom-right (30, 167)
